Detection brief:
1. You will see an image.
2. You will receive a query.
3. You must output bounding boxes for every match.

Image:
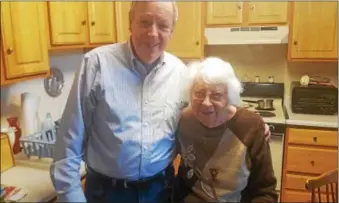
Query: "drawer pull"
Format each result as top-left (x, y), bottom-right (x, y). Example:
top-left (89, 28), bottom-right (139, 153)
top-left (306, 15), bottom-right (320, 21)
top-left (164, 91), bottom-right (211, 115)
top-left (310, 160), bottom-right (315, 166)
top-left (313, 137), bottom-right (318, 142)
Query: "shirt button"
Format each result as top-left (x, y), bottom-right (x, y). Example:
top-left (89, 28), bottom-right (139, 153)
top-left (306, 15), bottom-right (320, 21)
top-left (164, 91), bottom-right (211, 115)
top-left (145, 100), bottom-right (149, 104)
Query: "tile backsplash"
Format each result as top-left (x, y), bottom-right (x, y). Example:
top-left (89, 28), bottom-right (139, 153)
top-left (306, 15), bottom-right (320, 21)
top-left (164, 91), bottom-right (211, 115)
top-left (1, 45), bottom-right (338, 128)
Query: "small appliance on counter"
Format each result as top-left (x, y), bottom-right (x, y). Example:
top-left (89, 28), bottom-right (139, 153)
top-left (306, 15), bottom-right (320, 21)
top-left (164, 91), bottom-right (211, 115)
top-left (291, 81), bottom-right (338, 115)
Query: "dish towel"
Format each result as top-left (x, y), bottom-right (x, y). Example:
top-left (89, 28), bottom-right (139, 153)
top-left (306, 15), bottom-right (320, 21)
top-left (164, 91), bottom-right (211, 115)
top-left (0, 184), bottom-right (27, 202)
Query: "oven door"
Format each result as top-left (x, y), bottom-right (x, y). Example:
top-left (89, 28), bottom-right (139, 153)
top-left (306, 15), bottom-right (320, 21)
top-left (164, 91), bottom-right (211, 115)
top-left (269, 132), bottom-right (284, 194)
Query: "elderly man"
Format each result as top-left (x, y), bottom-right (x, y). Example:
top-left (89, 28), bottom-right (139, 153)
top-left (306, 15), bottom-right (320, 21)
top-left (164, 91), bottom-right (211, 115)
top-left (50, 2), bottom-right (271, 203)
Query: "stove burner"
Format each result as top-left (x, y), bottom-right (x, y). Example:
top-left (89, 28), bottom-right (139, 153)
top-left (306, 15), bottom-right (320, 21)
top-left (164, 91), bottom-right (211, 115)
top-left (255, 111), bottom-right (276, 117)
top-left (255, 107), bottom-right (275, 111)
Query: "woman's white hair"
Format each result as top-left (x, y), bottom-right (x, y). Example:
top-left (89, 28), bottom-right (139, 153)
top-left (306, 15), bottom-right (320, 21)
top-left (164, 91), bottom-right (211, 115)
top-left (186, 57), bottom-right (243, 106)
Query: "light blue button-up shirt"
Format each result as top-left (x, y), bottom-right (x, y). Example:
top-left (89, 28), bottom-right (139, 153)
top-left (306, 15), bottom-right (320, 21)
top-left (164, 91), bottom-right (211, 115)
top-left (50, 41), bottom-right (188, 202)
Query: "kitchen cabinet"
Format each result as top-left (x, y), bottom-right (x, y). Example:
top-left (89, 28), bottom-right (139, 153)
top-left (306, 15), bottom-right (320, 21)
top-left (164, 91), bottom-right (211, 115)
top-left (115, 2), bottom-right (131, 43)
top-left (206, 2), bottom-right (288, 26)
top-left (48, 2), bottom-right (116, 48)
top-left (88, 2), bottom-right (117, 44)
top-left (166, 2), bottom-right (203, 59)
top-left (0, 2), bottom-right (50, 86)
top-left (288, 2), bottom-right (338, 61)
top-left (115, 2), bottom-right (204, 59)
top-left (281, 127), bottom-right (338, 202)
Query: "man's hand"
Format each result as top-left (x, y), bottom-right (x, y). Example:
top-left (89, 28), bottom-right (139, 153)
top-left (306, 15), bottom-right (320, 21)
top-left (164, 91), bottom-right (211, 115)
top-left (264, 124), bottom-right (271, 142)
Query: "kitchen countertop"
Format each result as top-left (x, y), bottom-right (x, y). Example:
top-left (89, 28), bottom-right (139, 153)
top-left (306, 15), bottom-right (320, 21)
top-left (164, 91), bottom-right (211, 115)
top-left (1, 152), bottom-right (86, 202)
top-left (284, 97), bottom-right (338, 129)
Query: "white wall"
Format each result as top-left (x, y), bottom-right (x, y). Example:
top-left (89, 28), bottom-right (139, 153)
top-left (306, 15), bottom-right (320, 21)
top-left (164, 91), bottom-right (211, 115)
top-left (1, 51), bottom-right (84, 128)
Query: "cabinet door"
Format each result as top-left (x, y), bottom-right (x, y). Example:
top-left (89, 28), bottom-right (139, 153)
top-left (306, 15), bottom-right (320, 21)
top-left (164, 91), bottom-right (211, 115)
top-left (167, 2), bottom-right (203, 58)
top-left (289, 2), bottom-right (338, 60)
top-left (115, 2), bottom-right (131, 43)
top-left (48, 2), bottom-right (88, 45)
top-left (206, 2), bottom-right (243, 25)
top-left (0, 45), bottom-right (5, 85)
top-left (88, 2), bottom-right (116, 44)
top-left (1, 2), bottom-right (49, 79)
top-left (248, 2), bottom-right (288, 24)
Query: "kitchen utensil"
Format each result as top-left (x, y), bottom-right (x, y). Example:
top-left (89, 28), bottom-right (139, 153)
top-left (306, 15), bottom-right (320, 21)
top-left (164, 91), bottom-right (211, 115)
top-left (44, 67), bottom-right (64, 97)
top-left (242, 99), bottom-right (274, 110)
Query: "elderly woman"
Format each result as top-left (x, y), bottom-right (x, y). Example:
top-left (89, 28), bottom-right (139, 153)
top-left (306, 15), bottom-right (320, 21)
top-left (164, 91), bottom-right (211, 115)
top-left (173, 57), bottom-right (278, 203)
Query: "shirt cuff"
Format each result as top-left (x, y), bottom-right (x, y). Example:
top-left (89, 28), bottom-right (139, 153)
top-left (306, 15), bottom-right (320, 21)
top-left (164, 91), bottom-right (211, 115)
top-left (57, 186), bottom-right (86, 202)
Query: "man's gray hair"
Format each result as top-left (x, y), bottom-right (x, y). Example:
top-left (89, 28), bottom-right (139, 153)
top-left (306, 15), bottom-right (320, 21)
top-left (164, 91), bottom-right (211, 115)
top-left (186, 57), bottom-right (243, 106)
top-left (129, 1), bottom-right (179, 26)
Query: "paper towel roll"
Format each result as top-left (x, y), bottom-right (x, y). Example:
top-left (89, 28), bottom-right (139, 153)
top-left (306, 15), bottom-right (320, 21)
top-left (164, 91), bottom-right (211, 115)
top-left (20, 93), bottom-right (40, 136)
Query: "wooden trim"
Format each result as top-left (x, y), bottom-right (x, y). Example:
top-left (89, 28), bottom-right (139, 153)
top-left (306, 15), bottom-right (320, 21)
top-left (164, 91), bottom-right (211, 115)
top-left (280, 126), bottom-right (290, 202)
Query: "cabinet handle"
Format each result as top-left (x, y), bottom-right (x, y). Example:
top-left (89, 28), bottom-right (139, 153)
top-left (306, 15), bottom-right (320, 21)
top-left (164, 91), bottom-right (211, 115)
top-left (310, 160), bottom-right (315, 166)
top-left (91, 21), bottom-right (95, 26)
top-left (81, 20), bottom-right (86, 26)
top-left (6, 48), bottom-right (13, 55)
top-left (250, 5), bottom-right (254, 10)
top-left (196, 41), bottom-right (200, 46)
top-left (237, 4), bottom-right (242, 10)
top-left (293, 41), bottom-right (298, 45)
top-left (313, 137), bottom-right (318, 142)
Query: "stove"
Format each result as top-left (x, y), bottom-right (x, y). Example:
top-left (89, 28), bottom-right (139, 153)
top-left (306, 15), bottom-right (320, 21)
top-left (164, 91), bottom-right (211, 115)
top-left (240, 97), bottom-right (285, 125)
top-left (240, 82), bottom-right (286, 194)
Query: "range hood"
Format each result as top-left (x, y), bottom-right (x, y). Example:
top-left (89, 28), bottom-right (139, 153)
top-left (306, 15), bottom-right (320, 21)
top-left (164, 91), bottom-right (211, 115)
top-left (204, 25), bottom-right (289, 45)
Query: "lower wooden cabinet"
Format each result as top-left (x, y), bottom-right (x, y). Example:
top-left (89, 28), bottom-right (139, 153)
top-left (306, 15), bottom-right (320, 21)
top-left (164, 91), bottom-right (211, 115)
top-left (281, 127), bottom-right (338, 202)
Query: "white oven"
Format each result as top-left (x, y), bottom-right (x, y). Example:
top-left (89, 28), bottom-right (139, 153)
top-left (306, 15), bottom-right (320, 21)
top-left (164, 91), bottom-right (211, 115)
top-left (269, 131), bottom-right (284, 192)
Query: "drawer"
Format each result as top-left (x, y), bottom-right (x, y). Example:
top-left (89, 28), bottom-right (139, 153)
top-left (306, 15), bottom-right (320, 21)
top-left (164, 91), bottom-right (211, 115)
top-left (286, 146), bottom-right (337, 174)
top-left (288, 128), bottom-right (338, 147)
top-left (285, 174), bottom-right (331, 192)
top-left (283, 190), bottom-right (335, 203)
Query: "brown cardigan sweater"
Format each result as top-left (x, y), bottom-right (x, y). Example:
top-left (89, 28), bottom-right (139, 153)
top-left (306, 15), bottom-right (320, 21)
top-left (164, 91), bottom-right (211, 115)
top-left (175, 107), bottom-right (278, 203)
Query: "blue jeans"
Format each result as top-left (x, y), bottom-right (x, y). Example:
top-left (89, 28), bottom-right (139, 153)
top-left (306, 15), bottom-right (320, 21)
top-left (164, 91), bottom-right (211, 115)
top-left (84, 166), bottom-right (174, 203)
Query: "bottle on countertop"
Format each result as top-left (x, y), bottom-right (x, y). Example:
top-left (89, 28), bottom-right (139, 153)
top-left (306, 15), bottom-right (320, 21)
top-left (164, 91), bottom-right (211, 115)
top-left (41, 113), bottom-right (55, 142)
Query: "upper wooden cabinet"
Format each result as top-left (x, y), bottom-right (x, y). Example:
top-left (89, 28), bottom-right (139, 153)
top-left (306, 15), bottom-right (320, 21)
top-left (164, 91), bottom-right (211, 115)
top-left (206, 2), bottom-right (288, 26)
top-left (48, 2), bottom-right (116, 47)
top-left (1, 2), bottom-right (49, 84)
top-left (206, 2), bottom-right (243, 25)
top-left (166, 2), bottom-right (203, 58)
top-left (115, 2), bottom-right (203, 59)
top-left (115, 2), bottom-right (131, 43)
top-left (88, 2), bottom-right (117, 44)
top-left (247, 2), bottom-right (288, 24)
top-left (288, 2), bottom-right (338, 61)
top-left (48, 2), bottom-right (88, 45)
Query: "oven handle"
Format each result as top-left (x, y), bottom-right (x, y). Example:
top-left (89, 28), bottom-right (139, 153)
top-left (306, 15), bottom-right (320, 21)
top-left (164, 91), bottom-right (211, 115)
top-left (270, 132), bottom-right (284, 137)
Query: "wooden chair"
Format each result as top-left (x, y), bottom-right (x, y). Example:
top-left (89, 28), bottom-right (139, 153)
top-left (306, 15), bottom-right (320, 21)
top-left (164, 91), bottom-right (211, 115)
top-left (305, 168), bottom-right (338, 203)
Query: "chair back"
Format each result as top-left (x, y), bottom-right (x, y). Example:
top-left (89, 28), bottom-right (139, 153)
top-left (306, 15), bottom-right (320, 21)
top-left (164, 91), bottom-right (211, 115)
top-left (305, 168), bottom-right (338, 203)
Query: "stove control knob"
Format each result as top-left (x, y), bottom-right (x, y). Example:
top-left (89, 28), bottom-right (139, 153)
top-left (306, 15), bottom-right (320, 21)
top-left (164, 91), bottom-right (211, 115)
top-left (268, 125), bottom-right (275, 132)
